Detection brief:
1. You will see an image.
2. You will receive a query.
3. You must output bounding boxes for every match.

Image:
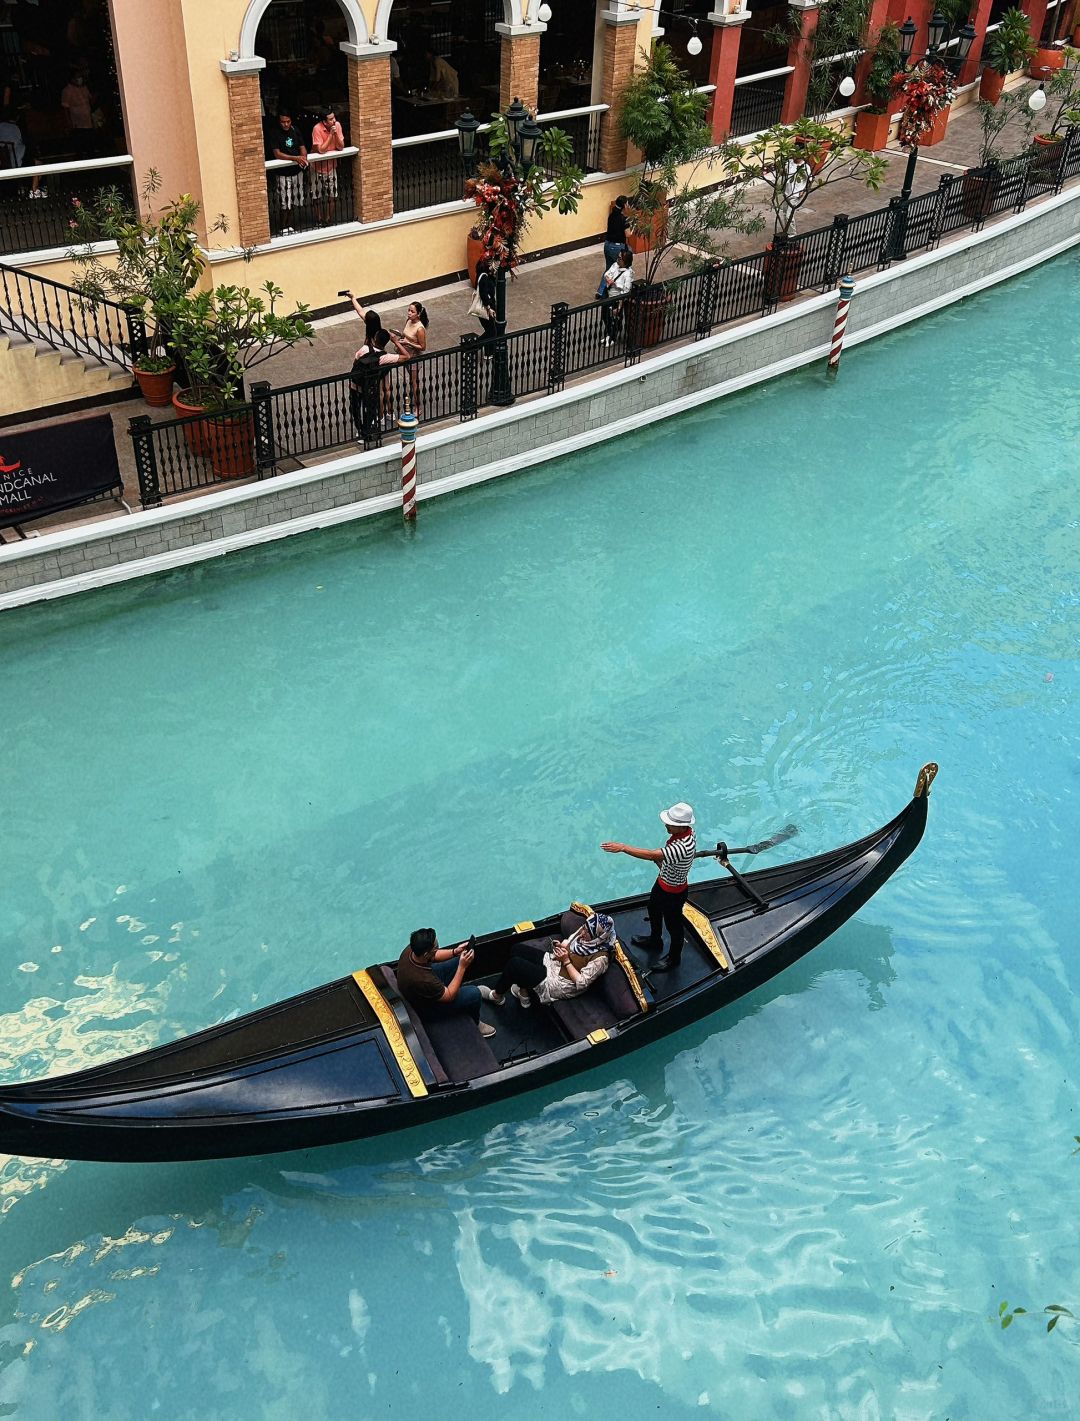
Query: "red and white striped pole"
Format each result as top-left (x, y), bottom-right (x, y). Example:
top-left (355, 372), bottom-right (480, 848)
top-left (398, 410), bottom-right (418, 522)
top-left (828, 274), bottom-right (855, 377)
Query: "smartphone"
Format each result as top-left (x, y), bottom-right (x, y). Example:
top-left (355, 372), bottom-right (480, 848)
top-left (337, 289), bottom-right (351, 297)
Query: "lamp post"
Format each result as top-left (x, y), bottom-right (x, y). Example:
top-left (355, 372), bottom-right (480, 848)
top-left (890, 11), bottom-right (977, 258)
top-left (457, 99), bottom-right (542, 408)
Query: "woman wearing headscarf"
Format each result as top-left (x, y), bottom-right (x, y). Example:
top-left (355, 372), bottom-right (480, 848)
top-left (487, 910), bottom-right (615, 1008)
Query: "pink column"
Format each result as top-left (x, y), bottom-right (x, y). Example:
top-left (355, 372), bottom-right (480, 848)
top-left (1024, 0), bottom-right (1052, 48)
top-left (853, 0), bottom-right (894, 102)
top-left (781, 0), bottom-right (820, 123)
top-left (708, 8), bottom-right (751, 142)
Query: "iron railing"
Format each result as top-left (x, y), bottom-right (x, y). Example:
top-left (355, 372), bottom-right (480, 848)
top-left (730, 77), bottom-right (789, 137)
top-left (0, 258), bottom-right (145, 371)
top-left (0, 156), bottom-right (137, 258)
top-left (265, 148), bottom-right (358, 238)
top-left (391, 132), bottom-right (469, 214)
top-left (128, 127), bottom-right (1080, 509)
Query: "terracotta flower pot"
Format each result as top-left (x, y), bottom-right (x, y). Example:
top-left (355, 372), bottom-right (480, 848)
top-left (961, 165), bottom-right (1001, 219)
top-left (626, 205), bottom-right (667, 254)
top-left (1029, 46), bottom-right (1065, 79)
top-left (626, 289), bottom-right (671, 348)
top-left (763, 241), bottom-right (805, 303)
top-left (854, 110), bottom-right (891, 152)
top-left (1031, 130), bottom-right (1066, 182)
top-left (171, 389), bottom-right (212, 455)
top-left (795, 133), bottom-right (832, 175)
top-left (467, 233), bottom-right (486, 287)
top-left (205, 410), bottom-right (256, 480)
top-left (134, 364), bottom-right (176, 407)
top-left (920, 106), bottom-right (951, 147)
top-left (979, 68), bottom-right (1006, 105)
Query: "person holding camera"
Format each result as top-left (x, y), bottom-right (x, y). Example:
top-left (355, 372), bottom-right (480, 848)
top-left (395, 928), bottom-right (497, 1037)
top-left (267, 110), bottom-right (307, 234)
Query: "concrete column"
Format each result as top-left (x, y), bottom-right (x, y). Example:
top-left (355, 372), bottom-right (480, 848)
top-left (1024, 0), bottom-right (1051, 47)
top-left (496, 24), bottom-right (543, 111)
top-left (222, 64), bottom-right (270, 249)
top-left (598, 10), bottom-right (640, 173)
top-left (781, 0), bottom-right (820, 123)
top-left (346, 50), bottom-right (394, 224)
top-left (959, 0), bottom-right (995, 84)
top-left (707, 8), bottom-right (751, 143)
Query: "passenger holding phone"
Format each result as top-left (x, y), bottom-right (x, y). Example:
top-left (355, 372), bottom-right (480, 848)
top-left (395, 928), bottom-right (496, 1037)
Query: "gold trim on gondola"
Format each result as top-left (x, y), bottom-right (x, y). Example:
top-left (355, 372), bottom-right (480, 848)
top-left (682, 903), bottom-right (731, 971)
top-left (513, 921), bottom-right (535, 934)
top-left (914, 762), bottom-right (939, 798)
top-left (570, 901), bottom-right (593, 917)
top-left (587, 1029), bottom-right (610, 1045)
top-left (613, 941), bottom-right (649, 1013)
top-left (352, 970), bottom-right (428, 1099)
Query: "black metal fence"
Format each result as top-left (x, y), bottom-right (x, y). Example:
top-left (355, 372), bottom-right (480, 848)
top-left (0, 257), bottom-right (144, 370)
top-left (266, 155), bottom-right (357, 237)
top-left (730, 82), bottom-right (788, 139)
top-left (130, 127), bottom-right (1080, 510)
top-left (0, 163), bottom-right (138, 258)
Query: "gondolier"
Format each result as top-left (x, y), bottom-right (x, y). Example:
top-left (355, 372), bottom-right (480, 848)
top-left (602, 802), bottom-right (697, 972)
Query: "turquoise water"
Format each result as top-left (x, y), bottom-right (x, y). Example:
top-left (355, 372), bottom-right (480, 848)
top-left (1, 254), bottom-right (1078, 1419)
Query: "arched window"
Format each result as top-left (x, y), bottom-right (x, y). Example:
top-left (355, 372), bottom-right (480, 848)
top-left (388, 0), bottom-right (506, 211)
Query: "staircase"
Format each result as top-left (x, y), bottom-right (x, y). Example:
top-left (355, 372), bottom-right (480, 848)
top-left (0, 260), bottom-right (139, 420)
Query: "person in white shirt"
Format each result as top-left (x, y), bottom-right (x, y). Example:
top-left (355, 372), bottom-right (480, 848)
top-left (599, 248), bottom-right (634, 346)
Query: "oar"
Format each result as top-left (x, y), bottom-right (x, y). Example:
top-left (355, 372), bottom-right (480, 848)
top-left (692, 825), bottom-right (798, 913)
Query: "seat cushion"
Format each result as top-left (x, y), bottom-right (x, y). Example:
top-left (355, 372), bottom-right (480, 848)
top-left (421, 1013), bottom-right (500, 1081)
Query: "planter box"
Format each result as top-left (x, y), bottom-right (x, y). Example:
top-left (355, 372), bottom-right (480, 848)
top-left (921, 106), bottom-right (951, 147)
top-left (854, 110), bottom-right (891, 152)
top-left (979, 69), bottom-right (1006, 105)
top-left (1029, 46), bottom-right (1065, 79)
top-left (961, 166), bottom-right (1001, 220)
top-left (763, 241), bottom-right (805, 304)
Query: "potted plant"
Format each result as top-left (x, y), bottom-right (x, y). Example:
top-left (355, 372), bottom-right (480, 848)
top-left (855, 22), bottom-right (903, 152)
top-left (463, 111), bottom-right (583, 283)
top-left (618, 42), bottom-right (712, 256)
top-left (68, 170), bottom-right (228, 406)
top-left (727, 119), bottom-right (887, 302)
top-left (163, 281), bottom-right (314, 478)
top-left (1029, 47), bottom-right (1080, 174)
top-left (981, 7), bottom-right (1037, 103)
top-left (894, 59), bottom-right (956, 149)
top-left (962, 91), bottom-right (1037, 216)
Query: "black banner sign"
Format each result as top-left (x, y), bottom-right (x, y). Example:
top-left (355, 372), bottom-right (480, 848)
top-left (0, 415), bottom-right (123, 529)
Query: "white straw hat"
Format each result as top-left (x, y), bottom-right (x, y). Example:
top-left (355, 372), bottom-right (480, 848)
top-left (660, 802), bottom-right (695, 828)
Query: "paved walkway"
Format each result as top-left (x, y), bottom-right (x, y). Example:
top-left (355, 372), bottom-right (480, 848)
top-left (0, 99), bottom-right (1011, 541)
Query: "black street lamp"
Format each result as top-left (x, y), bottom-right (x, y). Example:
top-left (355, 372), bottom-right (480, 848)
top-left (456, 97), bottom-right (542, 408)
top-left (890, 11), bottom-right (978, 256)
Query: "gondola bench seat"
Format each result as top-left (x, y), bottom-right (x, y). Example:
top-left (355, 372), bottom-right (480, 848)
top-left (514, 930), bottom-right (646, 1042)
top-left (379, 965), bottom-right (500, 1083)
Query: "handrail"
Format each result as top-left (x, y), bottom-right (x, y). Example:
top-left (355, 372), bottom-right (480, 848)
top-left (265, 146), bottom-right (360, 172)
top-left (0, 153), bottom-right (134, 185)
top-left (734, 66), bottom-right (796, 85)
top-left (391, 104), bottom-right (609, 151)
top-left (0, 258), bottom-right (143, 372)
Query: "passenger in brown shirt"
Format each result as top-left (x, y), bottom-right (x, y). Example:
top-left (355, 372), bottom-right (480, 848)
top-left (396, 928), bottom-right (496, 1037)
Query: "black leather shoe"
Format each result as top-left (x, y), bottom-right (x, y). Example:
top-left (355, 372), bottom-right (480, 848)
top-left (653, 956), bottom-right (681, 972)
top-left (631, 935), bottom-right (662, 949)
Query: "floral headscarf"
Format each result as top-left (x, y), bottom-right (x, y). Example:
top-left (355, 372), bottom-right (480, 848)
top-left (579, 912), bottom-right (616, 955)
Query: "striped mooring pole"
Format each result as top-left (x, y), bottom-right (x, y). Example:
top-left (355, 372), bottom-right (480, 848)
top-left (828, 274), bottom-right (856, 377)
top-left (398, 410), bottom-right (418, 522)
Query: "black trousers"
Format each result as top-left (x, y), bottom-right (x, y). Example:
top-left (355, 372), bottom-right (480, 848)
top-left (495, 943), bottom-right (547, 995)
top-left (648, 881), bottom-right (687, 958)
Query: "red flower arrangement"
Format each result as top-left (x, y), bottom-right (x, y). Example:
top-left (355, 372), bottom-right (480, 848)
top-left (893, 61), bottom-right (956, 147)
top-left (465, 163), bottom-right (528, 270)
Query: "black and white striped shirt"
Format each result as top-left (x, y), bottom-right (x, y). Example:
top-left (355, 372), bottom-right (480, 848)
top-left (659, 831), bottom-right (696, 890)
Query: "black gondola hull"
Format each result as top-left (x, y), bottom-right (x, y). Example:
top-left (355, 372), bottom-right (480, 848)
top-left (0, 782), bottom-right (931, 1163)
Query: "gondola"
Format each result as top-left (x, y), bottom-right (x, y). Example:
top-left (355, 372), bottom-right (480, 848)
top-left (0, 765), bottom-right (937, 1164)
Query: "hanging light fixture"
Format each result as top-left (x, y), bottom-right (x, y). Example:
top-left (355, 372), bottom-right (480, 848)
top-left (899, 17), bottom-right (917, 62)
top-left (686, 20), bottom-right (703, 55)
top-left (1028, 84), bottom-right (1047, 111)
top-left (537, 2), bottom-right (553, 21)
top-left (838, 74), bottom-right (856, 97)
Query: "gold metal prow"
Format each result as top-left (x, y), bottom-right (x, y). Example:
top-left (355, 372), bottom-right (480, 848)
top-left (914, 762), bottom-right (939, 798)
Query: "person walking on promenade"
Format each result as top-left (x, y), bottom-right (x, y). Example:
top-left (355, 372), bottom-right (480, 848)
top-left (599, 248), bottom-right (634, 347)
top-left (602, 194), bottom-right (630, 272)
top-left (602, 802), bottom-right (697, 972)
top-left (396, 928), bottom-right (496, 1037)
top-left (475, 259), bottom-right (498, 343)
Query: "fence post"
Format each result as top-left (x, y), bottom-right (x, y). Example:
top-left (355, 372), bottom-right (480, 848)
top-left (929, 174), bottom-right (952, 247)
top-left (823, 214), bottom-right (848, 290)
top-left (548, 301), bottom-right (568, 393)
top-left (459, 333), bottom-right (480, 421)
top-left (1053, 127), bottom-right (1073, 192)
top-left (624, 279), bottom-right (648, 368)
top-left (883, 194), bottom-right (907, 265)
top-left (129, 415), bottom-right (161, 509)
top-left (251, 381), bottom-right (277, 478)
top-left (694, 261), bottom-right (721, 339)
top-left (124, 307), bottom-right (149, 370)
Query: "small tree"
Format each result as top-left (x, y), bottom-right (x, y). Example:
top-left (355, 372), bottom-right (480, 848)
top-left (727, 118), bottom-right (888, 242)
top-left (974, 91), bottom-right (1037, 166)
top-left (1034, 46), bottom-right (1080, 138)
top-left (162, 281), bottom-right (315, 410)
top-left (864, 22), bottom-right (903, 114)
top-left (629, 165), bottom-right (765, 286)
top-left (983, 8), bottom-right (1037, 79)
top-left (68, 170), bottom-right (228, 372)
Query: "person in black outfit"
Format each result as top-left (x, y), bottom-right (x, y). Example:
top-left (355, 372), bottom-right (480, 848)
top-left (603, 195), bottom-right (630, 271)
top-left (475, 258), bottom-right (498, 342)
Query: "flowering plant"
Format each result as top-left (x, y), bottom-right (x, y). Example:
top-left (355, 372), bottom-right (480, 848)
top-left (893, 61), bottom-right (955, 147)
top-left (464, 112), bottom-right (583, 270)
